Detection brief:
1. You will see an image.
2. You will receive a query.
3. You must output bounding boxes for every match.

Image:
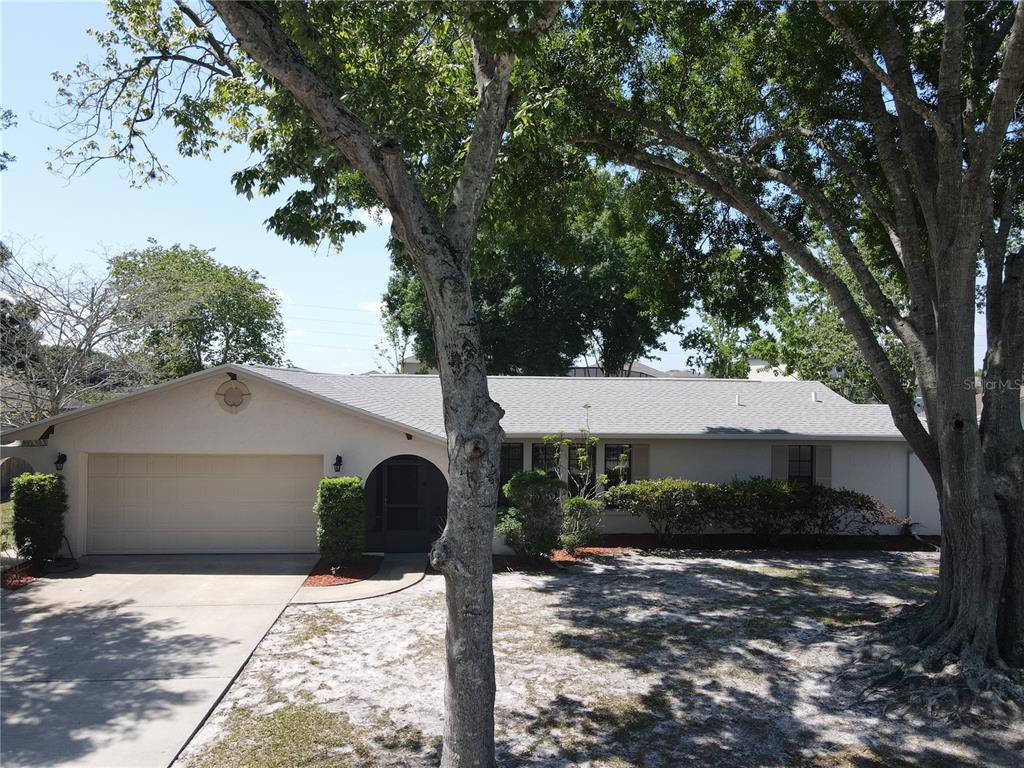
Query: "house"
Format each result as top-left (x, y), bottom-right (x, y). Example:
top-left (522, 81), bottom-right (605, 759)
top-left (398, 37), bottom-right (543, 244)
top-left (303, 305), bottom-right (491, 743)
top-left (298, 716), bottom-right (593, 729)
top-left (0, 363), bottom-right (940, 557)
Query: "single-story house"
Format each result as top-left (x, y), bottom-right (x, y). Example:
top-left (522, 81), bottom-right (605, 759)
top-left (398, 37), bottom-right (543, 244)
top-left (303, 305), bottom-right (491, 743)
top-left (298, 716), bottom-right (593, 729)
top-left (0, 363), bottom-right (940, 556)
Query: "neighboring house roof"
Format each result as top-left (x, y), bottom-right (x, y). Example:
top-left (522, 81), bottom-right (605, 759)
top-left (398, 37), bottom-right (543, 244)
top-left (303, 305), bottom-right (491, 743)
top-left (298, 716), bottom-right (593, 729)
top-left (2, 363), bottom-right (911, 444)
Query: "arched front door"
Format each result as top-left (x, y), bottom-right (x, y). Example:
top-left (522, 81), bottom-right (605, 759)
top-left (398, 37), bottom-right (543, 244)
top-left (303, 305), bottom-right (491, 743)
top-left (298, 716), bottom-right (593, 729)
top-left (365, 455), bottom-right (447, 552)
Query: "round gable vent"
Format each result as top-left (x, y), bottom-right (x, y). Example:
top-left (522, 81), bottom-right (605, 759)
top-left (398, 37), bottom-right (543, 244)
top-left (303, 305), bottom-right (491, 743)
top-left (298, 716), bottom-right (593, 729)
top-left (215, 379), bottom-right (251, 414)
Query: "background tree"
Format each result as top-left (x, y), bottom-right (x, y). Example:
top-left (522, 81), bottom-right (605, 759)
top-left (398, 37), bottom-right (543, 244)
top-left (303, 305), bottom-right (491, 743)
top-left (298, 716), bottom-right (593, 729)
top-left (0, 246), bottom-right (162, 426)
top-left (110, 243), bottom-right (285, 378)
top-left (385, 169), bottom-right (787, 376)
top-left (0, 108), bottom-right (16, 171)
top-left (559, 0), bottom-right (1024, 702)
top-left (57, 2), bottom-right (564, 763)
top-left (762, 266), bottom-right (917, 403)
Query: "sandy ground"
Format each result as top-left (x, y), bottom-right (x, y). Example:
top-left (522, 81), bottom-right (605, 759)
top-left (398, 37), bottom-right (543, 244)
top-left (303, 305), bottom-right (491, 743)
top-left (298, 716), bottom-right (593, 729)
top-left (177, 551), bottom-right (1022, 767)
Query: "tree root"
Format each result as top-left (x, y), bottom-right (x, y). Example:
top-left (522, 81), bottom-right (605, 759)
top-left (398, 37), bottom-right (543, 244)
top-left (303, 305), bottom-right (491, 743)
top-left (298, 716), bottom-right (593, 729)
top-left (840, 613), bottom-right (1024, 723)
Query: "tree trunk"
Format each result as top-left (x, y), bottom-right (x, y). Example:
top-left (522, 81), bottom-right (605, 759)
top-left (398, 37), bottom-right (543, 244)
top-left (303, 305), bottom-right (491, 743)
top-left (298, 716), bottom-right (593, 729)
top-left (412, 237), bottom-right (504, 768)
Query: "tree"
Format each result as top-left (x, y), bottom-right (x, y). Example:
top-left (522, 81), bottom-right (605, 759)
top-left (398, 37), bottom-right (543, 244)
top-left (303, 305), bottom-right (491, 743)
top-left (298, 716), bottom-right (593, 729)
top-left (562, 1), bottom-right (1024, 702)
top-left (0, 108), bottom-right (16, 171)
top-left (57, 2), bottom-right (564, 763)
top-left (385, 169), bottom-right (787, 375)
top-left (683, 312), bottom-right (755, 379)
top-left (0, 246), bottom-right (163, 426)
top-left (109, 244), bottom-right (285, 379)
top-left (763, 266), bottom-right (916, 404)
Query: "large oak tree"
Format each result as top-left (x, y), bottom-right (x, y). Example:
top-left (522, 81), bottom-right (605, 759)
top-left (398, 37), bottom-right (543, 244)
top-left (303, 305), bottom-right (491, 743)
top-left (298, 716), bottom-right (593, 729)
top-left (57, 1), bottom-right (563, 764)
top-left (560, 0), bottom-right (1024, 705)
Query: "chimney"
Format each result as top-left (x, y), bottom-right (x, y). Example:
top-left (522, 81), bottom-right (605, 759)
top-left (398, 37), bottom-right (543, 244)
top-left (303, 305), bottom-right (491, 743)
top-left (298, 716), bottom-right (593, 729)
top-left (735, 394), bottom-right (742, 406)
top-left (811, 391), bottom-right (820, 403)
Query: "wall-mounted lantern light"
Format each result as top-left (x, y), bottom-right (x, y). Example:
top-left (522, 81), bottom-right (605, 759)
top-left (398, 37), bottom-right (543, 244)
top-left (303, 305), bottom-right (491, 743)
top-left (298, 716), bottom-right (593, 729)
top-left (333, 455), bottom-right (343, 472)
top-left (54, 453), bottom-right (68, 471)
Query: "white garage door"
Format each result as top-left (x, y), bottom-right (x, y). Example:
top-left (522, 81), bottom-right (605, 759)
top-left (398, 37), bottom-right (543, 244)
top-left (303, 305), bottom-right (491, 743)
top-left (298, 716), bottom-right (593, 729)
top-left (87, 454), bottom-right (323, 554)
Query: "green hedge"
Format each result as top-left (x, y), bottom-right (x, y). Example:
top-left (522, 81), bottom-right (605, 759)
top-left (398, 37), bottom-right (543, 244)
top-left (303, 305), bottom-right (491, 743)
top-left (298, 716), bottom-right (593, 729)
top-left (497, 470), bottom-right (564, 558)
top-left (11, 473), bottom-right (67, 566)
top-left (605, 477), bottom-right (901, 542)
top-left (314, 477), bottom-right (367, 565)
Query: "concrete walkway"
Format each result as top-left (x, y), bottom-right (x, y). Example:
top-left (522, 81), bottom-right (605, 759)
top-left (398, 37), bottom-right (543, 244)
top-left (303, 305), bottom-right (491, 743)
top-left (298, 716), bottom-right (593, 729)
top-left (290, 554), bottom-right (427, 604)
top-left (0, 553), bottom-right (316, 768)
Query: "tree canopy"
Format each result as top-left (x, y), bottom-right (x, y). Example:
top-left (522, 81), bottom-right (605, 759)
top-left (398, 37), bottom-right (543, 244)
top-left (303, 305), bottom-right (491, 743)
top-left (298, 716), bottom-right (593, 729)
top-left (110, 243), bottom-right (284, 379)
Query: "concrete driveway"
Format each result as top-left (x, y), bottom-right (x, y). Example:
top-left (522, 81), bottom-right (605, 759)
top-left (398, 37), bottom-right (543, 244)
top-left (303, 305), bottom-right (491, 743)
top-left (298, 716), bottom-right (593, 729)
top-left (1, 553), bottom-right (317, 768)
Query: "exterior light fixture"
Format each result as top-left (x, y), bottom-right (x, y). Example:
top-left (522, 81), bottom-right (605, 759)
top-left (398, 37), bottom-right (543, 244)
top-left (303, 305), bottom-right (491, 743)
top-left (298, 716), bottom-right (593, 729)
top-left (333, 455), bottom-right (343, 472)
top-left (54, 453), bottom-right (67, 471)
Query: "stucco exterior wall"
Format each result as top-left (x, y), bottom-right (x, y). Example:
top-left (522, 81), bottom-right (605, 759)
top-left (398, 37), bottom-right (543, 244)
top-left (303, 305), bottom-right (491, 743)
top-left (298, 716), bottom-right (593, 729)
top-left (1, 371), bottom-right (449, 556)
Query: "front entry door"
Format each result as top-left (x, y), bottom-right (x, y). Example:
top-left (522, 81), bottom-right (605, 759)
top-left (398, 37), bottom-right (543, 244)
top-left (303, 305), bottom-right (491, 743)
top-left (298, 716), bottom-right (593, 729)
top-left (366, 456), bottom-right (447, 552)
top-left (382, 460), bottom-right (424, 552)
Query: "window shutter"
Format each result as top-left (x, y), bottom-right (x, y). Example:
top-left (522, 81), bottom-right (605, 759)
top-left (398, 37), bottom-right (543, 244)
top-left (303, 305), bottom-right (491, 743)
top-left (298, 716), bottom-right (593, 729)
top-left (814, 445), bottom-right (832, 487)
top-left (632, 444), bottom-right (650, 480)
top-left (771, 445), bottom-right (788, 480)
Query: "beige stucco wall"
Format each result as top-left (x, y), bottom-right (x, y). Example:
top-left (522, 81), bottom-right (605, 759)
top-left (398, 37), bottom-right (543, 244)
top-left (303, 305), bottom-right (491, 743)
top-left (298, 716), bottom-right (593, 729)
top-left (1, 371), bottom-right (449, 556)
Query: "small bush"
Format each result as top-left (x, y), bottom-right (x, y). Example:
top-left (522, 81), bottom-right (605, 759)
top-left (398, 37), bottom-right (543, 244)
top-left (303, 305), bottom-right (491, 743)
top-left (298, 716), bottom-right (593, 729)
top-left (498, 470), bottom-right (563, 558)
top-left (604, 479), bottom-right (713, 542)
top-left (11, 473), bottom-right (67, 567)
top-left (314, 477), bottom-right (367, 565)
top-left (724, 477), bottom-right (810, 538)
top-left (560, 496), bottom-right (603, 552)
top-left (802, 486), bottom-right (904, 535)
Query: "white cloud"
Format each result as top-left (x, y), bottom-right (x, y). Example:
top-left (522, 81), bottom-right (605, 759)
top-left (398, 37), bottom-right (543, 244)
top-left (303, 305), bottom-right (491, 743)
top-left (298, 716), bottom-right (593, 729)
top-left (286, 328), bottom-right (307, 338)
top-left (309, 346), bottom-right (327, 354)
top-left (358, 300), bottom-right (384, 315)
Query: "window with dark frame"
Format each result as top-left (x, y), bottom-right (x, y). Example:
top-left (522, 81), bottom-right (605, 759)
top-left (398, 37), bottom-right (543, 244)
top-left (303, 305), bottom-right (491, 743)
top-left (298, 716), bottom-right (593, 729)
top-left (787, 445), bottom-right (814, 485)
top-left (531, 443), bottom-right (560, 476)
top-left (498, 443), bottom-right (524, 506)
top-left (604, 444), bottom-right (632, 487)
top-left (566, 442), bottom-right (597, 497)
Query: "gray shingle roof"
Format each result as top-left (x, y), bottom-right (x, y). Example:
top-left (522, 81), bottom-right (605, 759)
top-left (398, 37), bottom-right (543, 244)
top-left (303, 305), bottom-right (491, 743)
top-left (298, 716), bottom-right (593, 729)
top-left (247, 365), bottom-right (907, 442)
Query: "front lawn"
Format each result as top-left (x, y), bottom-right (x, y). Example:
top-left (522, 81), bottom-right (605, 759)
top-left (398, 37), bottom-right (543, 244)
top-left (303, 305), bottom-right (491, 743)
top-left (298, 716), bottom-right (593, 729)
top-left (177, 551), bottom-right (1019, 768)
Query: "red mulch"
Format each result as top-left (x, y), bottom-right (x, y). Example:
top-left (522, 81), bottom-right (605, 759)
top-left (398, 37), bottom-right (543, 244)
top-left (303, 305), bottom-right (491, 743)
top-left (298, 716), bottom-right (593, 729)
top-left (1, 563), bottom-right (40, 591)
top-left (303, 555), bottom-right (384, 587)
top-left (492, 547), bottom-right (639, 573)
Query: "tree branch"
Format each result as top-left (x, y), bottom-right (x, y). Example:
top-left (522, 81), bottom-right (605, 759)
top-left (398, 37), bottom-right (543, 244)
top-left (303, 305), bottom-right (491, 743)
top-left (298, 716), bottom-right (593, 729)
top-left (816, 1), bottom-right (950, 139)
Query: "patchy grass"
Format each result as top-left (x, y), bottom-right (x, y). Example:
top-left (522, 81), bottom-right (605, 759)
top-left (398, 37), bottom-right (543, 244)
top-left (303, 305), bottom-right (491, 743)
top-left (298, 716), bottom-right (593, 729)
top-left (1, 499), bottom-right (12, 527)
top-left (177, 551), bottom-right (1021, 768)
top-left (184, 703), bottom-right (372, 768)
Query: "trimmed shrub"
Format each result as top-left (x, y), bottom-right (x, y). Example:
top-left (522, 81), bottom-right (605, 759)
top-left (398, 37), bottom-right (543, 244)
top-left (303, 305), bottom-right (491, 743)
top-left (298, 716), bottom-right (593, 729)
top-left (314, 477), bottom-right (367, 565)
top-left (11, 473), bottom-right (67, 567)
top-left (801, 486), bottom-right (904, 535)
top-left (497, 470), bottom-right (563, 558)
top-left (723, 477), bottom-right (810, 537)
top-left (560, 496), bottom-right (603, 552)
top-left (604, 479), bottom-right (714, 542)
top-left (608, 476), bottom-right (900, 539)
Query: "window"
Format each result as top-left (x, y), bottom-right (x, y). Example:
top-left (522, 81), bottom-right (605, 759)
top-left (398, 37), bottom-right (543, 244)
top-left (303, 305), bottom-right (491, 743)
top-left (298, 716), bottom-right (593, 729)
top-left (566, 442), bottom-right (597, 497)
top-left (531, 443), bottom-right (560, 476)
top-left (498, 443), bottom-right (524, 506)
top-left (787, 445), bottom-right (814, 485)
top-left (604, 444), bottom-right (632, 487)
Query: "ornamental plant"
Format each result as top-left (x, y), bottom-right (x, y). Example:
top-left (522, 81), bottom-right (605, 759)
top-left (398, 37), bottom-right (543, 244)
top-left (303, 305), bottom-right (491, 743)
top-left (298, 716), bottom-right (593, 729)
top-left (314, 477), bottom-right (367, 566)
top-left (11, 473), bottom-right (67, 567)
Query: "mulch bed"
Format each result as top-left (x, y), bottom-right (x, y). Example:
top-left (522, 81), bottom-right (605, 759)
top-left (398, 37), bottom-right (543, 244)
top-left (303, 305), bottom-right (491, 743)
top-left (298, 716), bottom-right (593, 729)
top-left (303, 555), bottom-right (384, 587)
top-left (493, 547), bottom-right (639, 573)
top-left (1, 562), bottom-right (41, 590)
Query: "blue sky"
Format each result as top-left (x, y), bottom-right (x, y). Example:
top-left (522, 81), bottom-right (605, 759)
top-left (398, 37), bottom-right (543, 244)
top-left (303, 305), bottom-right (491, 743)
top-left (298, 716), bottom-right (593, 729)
top-left (1, 1), bottom-right (985, 375)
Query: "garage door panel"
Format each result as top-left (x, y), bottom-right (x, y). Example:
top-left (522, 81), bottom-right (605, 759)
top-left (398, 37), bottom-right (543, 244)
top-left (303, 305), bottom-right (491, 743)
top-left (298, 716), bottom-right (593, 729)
top-left (87, 454), bottom-right (323, 554)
